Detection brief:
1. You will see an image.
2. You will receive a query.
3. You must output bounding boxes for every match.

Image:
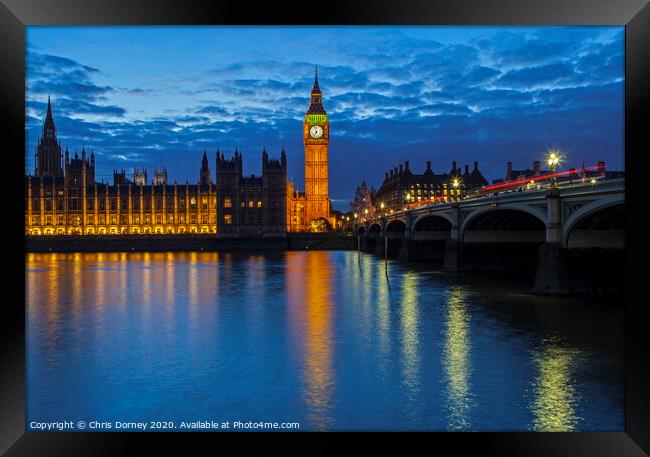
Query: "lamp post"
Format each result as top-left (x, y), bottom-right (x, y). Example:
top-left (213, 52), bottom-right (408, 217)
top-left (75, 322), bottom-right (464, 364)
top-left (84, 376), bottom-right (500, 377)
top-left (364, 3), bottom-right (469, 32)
top-left (547, 149), bottom-right (560, 188)
top-left (452, 178), bottom-right (461, 202)
top-left (380, 202), bottom-right (385, 216)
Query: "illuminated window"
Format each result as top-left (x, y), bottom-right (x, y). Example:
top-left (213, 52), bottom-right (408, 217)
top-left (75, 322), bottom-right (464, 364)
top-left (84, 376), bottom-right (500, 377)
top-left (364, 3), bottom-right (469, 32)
top-left (248, 201), bottom-right (254, 208)
top-left (190, 197), bottom-right (196, 205)
top-left (224, 198), bottom-right (232, 208)
top-left (257, 201), bottom-right (262, 208)
top-left (224, 214), bottom-right (232, 224)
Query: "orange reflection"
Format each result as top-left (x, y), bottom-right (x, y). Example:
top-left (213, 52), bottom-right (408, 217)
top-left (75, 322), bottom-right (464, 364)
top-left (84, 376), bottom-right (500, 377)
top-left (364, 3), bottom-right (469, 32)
top-left (305, 251), bottom-right (334, 429)
top-left (286, 251), bottom-right (334, 430)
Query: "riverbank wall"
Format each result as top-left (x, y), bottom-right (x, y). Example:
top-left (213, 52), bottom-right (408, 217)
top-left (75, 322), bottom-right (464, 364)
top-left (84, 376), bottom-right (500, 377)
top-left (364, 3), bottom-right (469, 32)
top-left (25, 233), bottom-right (357, 253)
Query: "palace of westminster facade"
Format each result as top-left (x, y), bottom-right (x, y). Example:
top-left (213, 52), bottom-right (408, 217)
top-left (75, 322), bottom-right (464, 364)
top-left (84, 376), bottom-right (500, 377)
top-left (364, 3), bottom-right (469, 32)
top-left (25, 70), bottom-right (333, 236)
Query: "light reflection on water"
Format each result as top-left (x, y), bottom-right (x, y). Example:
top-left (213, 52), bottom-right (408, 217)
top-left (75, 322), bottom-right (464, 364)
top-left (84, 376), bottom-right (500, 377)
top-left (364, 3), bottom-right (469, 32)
top-left (530, 340), bottom-right (581, 431)
top-left (442, 286), bottom-right (473, 430)
top-left (26, 251), bottom-right (624, 431)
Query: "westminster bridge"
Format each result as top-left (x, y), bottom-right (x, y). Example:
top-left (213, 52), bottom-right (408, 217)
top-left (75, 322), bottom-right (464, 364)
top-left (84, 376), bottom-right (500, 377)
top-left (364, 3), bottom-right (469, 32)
top-left (353, 178), bottom-right (624, 294)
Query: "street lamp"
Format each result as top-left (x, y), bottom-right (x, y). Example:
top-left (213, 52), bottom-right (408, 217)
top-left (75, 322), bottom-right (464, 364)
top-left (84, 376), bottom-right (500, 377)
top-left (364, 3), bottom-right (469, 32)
top-left (380, 202), bottom-right (385, 215)
top-left (452, 178), bottom-right (461, 202)
top-left (547, 149), bottom-right (561, 187)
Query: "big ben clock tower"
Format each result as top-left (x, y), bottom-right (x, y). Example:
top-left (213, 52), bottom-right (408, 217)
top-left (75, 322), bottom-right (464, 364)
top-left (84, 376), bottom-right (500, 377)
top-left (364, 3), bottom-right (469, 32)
top-left (303, 65), bottom-right (331, 224)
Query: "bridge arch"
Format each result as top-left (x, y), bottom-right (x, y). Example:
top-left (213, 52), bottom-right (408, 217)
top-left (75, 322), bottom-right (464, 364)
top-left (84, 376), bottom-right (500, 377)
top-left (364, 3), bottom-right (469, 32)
top-left (355, 225), bottom-right (366, 236)
top-left (461, 206), bottom-right (546, 243)
top-left (384, 219), bottom-right (406, 239)
top-left (563, 195), bottom-right (624, 248)
top-left (412, 214), bottom-right (453, 240)
top-left (368, 223), bottom-right (382, 238)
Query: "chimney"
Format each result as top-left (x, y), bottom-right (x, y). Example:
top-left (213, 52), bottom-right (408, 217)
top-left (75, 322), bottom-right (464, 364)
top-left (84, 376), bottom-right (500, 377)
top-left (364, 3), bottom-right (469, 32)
top-left (533, 161), bottom-right (540, 176)
top-left (507, 161), bottom-right (513, 180)
top-left (426, 160), bottom-right (432, 171)
top-left (473, 161), bottom-right (478, 172)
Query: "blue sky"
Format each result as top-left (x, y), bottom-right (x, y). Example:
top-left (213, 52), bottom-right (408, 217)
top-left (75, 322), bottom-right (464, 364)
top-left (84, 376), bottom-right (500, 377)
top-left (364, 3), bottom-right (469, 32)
top-left (26, 26), bottom-right (624, 210)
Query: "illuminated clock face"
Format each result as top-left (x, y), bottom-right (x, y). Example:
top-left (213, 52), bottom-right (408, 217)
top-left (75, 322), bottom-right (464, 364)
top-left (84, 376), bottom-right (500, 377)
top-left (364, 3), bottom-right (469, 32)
top-left (309, 125), bottom-right (324, 138)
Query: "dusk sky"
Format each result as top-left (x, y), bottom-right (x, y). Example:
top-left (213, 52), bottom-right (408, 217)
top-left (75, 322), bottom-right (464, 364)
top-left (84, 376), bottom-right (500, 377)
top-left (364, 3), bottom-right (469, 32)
top-left (26, 26), bottom-right (624, 210)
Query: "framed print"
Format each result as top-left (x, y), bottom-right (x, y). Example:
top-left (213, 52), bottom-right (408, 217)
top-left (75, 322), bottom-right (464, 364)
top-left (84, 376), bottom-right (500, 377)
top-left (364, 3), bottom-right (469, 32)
top-left (1, 0), bottom-right (648, 455)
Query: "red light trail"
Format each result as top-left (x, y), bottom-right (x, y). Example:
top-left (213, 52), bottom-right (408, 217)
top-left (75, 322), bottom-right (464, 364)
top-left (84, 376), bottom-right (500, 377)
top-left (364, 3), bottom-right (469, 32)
top-left (482, 166), bottom-right (603, 191)
top-left (403, 166), bottom-right (604, 209)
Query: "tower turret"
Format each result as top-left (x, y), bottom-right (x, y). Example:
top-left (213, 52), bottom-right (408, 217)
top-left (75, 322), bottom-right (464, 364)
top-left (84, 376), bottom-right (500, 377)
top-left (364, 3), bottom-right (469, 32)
top-left (200, 150), bottom-right (211, 186)
top-left (34, 95), bottom-right (64, 178)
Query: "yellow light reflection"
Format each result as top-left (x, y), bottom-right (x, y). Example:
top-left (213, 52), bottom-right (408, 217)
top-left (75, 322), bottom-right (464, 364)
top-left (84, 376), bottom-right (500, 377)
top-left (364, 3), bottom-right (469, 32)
top-left (531, 342), bottom-right (580, 431)
top-left (165, 252), bottom-right (175, 307)
top-left (442, 287), bottom-right (473, 430)
top-left (400, 272), bottom-right (420, 396)
top-left (375, 258), bottom-right (390, 364)
top-left (188, 251), bottom-right (199, 326)
top-left (44, 253), bottom-right (61, 349)
top-left (70, 253), bottom-right (84, 331)
top-left (119, 252), bottom-right (128, 308)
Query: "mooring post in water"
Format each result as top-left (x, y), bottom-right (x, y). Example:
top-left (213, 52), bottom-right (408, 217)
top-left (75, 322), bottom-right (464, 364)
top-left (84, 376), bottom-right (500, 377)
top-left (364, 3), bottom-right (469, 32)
top-left (384, 236), bottom-right (388, 273)
top-left (357, 235), bottom-right (361, 264)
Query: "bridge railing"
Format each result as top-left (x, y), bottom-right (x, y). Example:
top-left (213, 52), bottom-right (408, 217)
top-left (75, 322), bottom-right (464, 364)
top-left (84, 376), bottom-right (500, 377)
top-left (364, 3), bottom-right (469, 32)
top-left (358, 178), bottom-right (625, 226)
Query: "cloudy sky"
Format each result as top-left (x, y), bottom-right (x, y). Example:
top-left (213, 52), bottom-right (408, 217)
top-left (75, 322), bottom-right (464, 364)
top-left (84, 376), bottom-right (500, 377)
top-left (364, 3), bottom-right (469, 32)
top-left (26, 26), bottom-right (624, 210)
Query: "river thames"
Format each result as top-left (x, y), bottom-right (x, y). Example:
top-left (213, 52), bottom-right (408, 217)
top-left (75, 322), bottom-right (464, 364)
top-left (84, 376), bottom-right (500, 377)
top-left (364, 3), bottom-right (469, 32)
top-left (26, 251), bottom-right (624, 431)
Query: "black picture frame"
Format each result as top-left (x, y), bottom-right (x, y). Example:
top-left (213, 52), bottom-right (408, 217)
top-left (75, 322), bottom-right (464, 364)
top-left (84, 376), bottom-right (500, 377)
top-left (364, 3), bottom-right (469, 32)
top-left (1, 0), bottom-right (648, 454)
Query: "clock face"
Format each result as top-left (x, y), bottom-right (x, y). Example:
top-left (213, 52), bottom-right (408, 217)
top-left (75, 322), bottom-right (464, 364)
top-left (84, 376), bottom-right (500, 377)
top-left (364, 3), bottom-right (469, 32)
top-left (309, 125), bottom-right (324, 139)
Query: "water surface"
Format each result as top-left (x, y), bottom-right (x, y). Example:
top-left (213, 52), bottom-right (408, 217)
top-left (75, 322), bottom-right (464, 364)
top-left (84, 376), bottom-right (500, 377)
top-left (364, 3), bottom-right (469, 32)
top-left (26, 251), bottom-right (624, 431)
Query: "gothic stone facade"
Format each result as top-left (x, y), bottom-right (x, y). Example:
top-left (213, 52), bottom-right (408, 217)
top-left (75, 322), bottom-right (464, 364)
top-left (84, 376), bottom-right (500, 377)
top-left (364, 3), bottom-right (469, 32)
top-left (25, 99), bottom-right (288, 236)
top-left (215, 149), bottom-right (287, 237)
top-left (26, 69), bottom-right (333, 236)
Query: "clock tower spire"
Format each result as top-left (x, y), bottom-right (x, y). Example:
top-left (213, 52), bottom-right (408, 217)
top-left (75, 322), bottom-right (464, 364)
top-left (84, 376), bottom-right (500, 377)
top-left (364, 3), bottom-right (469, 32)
top-left (303, 65), bottom-right (331, 226)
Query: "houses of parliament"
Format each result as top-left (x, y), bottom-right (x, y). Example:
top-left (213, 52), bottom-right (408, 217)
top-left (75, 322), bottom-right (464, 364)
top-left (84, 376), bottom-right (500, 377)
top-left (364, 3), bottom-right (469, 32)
top-left (25, 69), bottom-right (334, 237)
